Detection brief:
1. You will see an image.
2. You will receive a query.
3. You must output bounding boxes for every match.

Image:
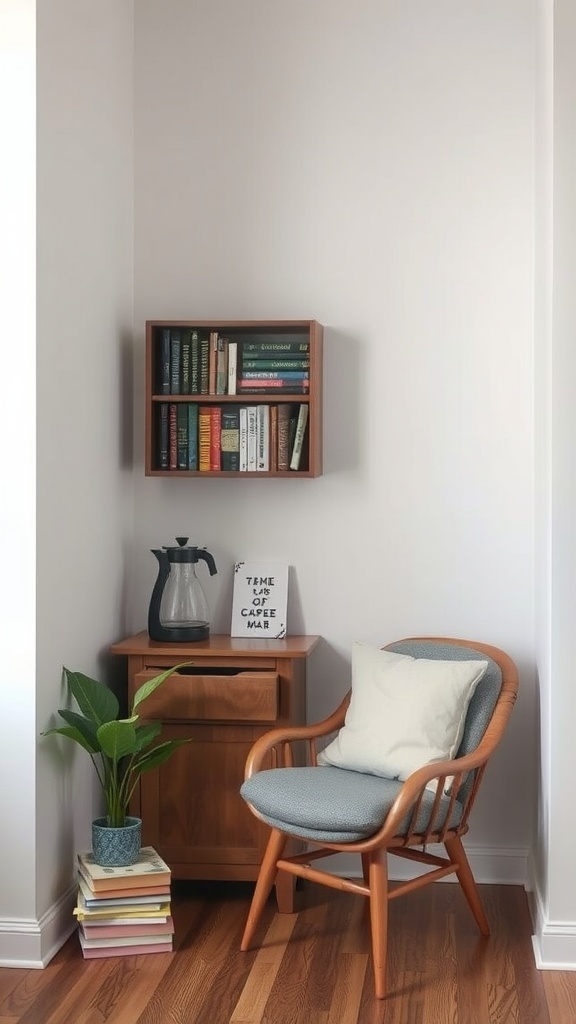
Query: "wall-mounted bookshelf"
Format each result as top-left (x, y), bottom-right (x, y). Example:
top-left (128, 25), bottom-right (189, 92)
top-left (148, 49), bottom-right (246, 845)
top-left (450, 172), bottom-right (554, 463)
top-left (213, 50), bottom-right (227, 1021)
top-left (145, 319), bottom-right (323, 478)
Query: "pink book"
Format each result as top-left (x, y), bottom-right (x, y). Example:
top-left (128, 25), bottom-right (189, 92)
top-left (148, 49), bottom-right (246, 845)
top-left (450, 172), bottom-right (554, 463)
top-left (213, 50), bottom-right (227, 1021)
top-left (81, 917), bottom-right (174, 940)
top-left (80, 938), bottom-right (173, 958)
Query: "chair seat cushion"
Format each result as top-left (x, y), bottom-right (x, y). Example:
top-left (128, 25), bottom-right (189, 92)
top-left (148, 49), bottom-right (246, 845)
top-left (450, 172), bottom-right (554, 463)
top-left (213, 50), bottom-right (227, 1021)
top-left (241, 765), bottom-right (464, 844)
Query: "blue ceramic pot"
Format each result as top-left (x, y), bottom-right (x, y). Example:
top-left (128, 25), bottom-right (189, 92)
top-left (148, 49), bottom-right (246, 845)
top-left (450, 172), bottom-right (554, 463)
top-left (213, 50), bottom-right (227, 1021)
top-left (91, 816), bottom-right (142, 867)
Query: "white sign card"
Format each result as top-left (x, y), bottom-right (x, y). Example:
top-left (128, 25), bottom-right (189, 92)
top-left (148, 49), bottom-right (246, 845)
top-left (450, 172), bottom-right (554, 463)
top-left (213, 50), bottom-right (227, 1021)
top-left (231, 562), bottom-right (289, 638)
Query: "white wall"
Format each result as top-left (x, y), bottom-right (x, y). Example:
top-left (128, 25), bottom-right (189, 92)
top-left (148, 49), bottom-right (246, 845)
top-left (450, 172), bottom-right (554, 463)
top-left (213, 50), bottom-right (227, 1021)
top-left (531, 0), bottom-right (576, 968)
top-left (0, 0), bottom-right (135, 966)
top-left (0, 0), bottom-right (37, 962)
top-left (132, 0), bottom-right (536, 876)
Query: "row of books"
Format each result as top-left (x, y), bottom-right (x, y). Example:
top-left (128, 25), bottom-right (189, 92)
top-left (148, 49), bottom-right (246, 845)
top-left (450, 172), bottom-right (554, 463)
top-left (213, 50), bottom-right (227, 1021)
top-left (156, 402), bottom-right (309, 472)
top-left (155, 330), bottom-right (311, 397)
top-left (74, 847), bottom-right (173, 959)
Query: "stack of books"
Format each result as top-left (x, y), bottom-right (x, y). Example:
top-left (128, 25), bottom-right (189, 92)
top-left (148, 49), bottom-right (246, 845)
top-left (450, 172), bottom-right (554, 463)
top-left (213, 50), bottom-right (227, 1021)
top-left (74, 846), bottom-right (174, 959)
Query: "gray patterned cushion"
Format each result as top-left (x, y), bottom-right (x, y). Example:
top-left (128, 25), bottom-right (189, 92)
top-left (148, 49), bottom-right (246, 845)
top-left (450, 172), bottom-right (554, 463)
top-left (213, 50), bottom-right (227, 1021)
top-left (241, 765), bottom-right (464, 843)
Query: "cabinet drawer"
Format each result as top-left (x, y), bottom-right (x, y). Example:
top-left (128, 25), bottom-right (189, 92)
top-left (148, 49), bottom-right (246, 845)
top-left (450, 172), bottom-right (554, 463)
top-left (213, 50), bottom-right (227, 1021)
top-left (133, 669), bottom-right (279, 722)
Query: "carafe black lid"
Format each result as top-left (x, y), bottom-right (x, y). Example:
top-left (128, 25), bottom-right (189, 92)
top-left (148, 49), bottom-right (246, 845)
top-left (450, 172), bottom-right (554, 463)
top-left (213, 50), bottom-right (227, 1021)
top-left (164, 537), bottom-right (200, 563)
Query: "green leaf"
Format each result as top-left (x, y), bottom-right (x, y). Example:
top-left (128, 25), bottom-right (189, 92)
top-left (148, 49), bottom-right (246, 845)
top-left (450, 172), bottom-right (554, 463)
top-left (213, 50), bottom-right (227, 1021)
top-left (97, 720), bottom-right (137, 759)
top-left (134, 739), bottom-right (191, 774)
top-left (65, 668), bottom-right (119, 726)
top-left (57, 710), bottom-right (100, 752)
top-left (41, 724), bottom-right (99, 756)
top-left (132, 663), bottom-right (190, 715)
top-left (133, 722), bottom-right (162, 752)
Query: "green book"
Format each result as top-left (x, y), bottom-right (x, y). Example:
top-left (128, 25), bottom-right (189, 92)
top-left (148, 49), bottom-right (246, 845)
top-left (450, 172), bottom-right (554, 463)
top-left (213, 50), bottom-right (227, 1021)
top-left (187, 404), bottom-right (198, 470)
top-left (177, 404), bottom-right (188, 469)
top-left (181, 330), bottom-right (191, 394)
top-left (242, 340), bottom-right (309, 354)
top-left (220, 406), bottom-right (240, 471)
top-left (190, 331), bottom-right (199, 394)
top-left (170, 330), bottom-right (181, 394)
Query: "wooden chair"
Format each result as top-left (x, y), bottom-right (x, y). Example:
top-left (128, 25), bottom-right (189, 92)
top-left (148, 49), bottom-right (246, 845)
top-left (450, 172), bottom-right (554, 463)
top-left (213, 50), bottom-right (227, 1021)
top-left (239, 637), bottom-right (519, 999)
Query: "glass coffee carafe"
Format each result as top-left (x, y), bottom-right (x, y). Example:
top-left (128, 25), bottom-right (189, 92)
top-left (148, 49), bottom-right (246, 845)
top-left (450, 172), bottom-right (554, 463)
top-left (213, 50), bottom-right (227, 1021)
top-left (148, 537), bottom-right (218, 642)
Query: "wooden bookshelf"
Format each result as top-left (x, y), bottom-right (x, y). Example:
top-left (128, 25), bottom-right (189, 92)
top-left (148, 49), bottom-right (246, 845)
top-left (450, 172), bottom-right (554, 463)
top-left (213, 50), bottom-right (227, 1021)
top-left (145, 319), bottom-right (323, 478)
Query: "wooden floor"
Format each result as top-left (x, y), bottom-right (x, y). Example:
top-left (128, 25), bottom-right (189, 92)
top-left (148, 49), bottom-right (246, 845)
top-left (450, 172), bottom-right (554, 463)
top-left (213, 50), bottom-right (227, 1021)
top-left (1, 880), bottom-right (575, 1024)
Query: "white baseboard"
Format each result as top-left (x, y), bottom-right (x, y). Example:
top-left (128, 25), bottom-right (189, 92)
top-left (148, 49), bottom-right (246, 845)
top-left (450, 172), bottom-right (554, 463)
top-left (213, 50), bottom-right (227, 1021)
top-left (0, 884), bottom-right (76, 969)
top-left (316, 842), bottom-right (529, 886)
top-left (526, 859), bottom-right (576, 970)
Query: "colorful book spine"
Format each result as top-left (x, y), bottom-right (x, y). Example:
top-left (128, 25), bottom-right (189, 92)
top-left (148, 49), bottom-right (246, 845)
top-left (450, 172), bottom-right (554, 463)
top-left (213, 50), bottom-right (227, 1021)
top-left (187, 403), bottom-right (198, 470)
top-left (159, 328), bottom-right (171, 393)
top-left (241, 358), bottom-right (310, 370)
top-left (177, 404), bottom-right (188, 469)
top-left (220, 407), bottom-right (240, 471)
top-left (169, 404), bottom-right (178, 470)
top-left (227, 341), bottom-right (237, 395)
top-left (246, 406), bottom-right (258, 471)
top-left (170, 329), bottom-right (181, 394)
top-left (198, 407), bottom-right (212, 471)
top-left (181, 329), bottom-right (191, 394)
top-left (241, 371), bottom-right (309, 380)
top-left (277, 404), bottom-right (292, 472)
top-left (216, 336), bottom-right (228, 395)
top-left (200, 335), bottom-right (210, 394)
top-left (238, 381), bottom-right (309, 393)
top-left (190, 330), bottom-right (199, 394)
top-left (208, 332), bottom-right (218, 395)
top-left (239, 407), bottom-right (248, 471)
top-left (210, 406), bottom-right (222, 471)
top-left (242, 341), bottom-right (309, 353)
top-left (158, 403), bottom-right (169, 469)
top-left (79, 936), bottom-right (173, 958)
top-left (290, 404), bottom-right (309, 470)
top-left (80, 916), bottom-right (175, 940)
top-left (257, 405), bottom-right (269, 472)
top-left (269, 405), bottom-right (278, 473)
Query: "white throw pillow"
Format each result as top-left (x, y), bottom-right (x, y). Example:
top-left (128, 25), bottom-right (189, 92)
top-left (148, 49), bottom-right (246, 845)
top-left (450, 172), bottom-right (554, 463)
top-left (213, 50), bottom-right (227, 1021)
top-left (317, 642), bottom-right (488, 783)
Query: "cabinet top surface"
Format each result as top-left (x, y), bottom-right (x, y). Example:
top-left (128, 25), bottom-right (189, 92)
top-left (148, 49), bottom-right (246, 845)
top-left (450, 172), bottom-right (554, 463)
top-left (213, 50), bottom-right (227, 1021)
top-left (110, 631), bottom-right (321, 658)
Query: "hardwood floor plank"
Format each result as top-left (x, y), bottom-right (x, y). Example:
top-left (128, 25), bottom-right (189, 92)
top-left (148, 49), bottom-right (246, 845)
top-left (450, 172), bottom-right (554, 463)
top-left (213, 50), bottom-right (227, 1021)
top-left (542, 971), bottom-right (576, 1024)
top-left (0, 882), bottom-right (566, 1024)
top-left (230, 914), bottom-right (298, 1022)
top-left (326, 954), bottom-right (368, 1024)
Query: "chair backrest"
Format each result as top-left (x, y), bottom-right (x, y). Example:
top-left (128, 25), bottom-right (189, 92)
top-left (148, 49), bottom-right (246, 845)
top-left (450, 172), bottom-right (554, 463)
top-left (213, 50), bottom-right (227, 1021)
top-left (385, 638), bottom-right (515, 803)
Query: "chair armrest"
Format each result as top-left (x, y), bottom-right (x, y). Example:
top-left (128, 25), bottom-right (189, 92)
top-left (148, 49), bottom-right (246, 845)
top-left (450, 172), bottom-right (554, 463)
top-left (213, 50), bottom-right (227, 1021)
top-left (363, 733), bottom-right (497, 848)
top-left (244, 693), bottom-right (350, 779)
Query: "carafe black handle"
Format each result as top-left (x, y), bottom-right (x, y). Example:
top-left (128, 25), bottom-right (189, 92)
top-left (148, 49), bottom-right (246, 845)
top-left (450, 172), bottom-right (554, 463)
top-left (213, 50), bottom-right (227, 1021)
top-left (148, 549), bottom-right (170, 637)
top-left (196, 549), bottom-right (218, 576)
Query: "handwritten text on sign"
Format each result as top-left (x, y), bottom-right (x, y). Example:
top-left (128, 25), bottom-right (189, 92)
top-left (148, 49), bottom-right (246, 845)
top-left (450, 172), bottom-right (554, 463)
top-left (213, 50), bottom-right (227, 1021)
top-left (231, 563), bottom-right (289, 638)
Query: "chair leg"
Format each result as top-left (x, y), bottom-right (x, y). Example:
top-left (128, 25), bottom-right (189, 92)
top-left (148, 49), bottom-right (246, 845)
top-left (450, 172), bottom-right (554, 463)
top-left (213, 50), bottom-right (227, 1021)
top-left (368, 849), bottom-right (389, 1000)
top-left (361, 852), bottom-right (370, 885)
top-left (445, 835), bottom-right (490, 936)
top-left (241, 828), bottom-right (288, 951)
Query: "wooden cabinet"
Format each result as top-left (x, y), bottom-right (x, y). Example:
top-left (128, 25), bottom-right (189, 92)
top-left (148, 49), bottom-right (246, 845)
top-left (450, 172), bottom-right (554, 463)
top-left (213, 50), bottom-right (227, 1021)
top-left (110, 632), bottom-right (319, 884)
top-left (145, 319), bottom-right (323, 477)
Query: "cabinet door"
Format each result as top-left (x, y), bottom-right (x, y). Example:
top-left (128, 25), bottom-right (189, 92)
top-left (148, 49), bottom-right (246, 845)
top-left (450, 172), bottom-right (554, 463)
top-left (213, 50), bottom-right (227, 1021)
top-left (139, 722), bottom-right (272, 879)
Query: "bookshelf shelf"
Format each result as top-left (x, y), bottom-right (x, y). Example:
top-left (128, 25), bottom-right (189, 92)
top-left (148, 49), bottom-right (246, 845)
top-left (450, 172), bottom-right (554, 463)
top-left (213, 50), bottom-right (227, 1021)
top-left (145, 319), bottom-right (323, 478)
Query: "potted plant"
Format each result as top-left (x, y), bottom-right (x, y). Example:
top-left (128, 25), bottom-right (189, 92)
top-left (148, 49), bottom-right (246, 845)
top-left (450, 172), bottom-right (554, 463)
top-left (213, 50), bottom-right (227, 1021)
top-left (42, 664), bottom-right (190, 866)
